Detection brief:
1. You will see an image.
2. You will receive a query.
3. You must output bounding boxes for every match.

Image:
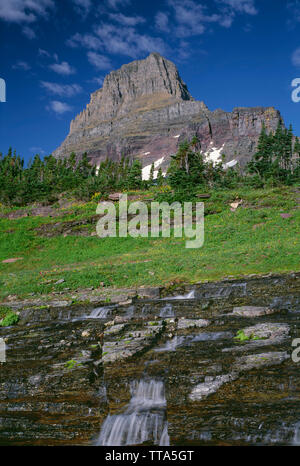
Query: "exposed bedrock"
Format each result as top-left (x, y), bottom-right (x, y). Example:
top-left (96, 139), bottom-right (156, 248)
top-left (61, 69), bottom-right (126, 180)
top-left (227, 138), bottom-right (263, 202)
top-left (53, 53), bottom-right (283, 174)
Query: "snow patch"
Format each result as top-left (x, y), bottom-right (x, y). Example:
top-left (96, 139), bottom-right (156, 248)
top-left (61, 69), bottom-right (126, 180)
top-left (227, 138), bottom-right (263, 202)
top-left (204, 144), bottom-right (225, 165)
top-left (225, 159), bottom-right (237, 169)
top-left (142, 156), bottom-right (165, 181)
top-left (173, 135), bottom-right (180, 139)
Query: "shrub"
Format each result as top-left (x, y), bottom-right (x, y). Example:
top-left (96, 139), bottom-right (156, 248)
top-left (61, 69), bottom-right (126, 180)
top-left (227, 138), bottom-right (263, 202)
top-left (0, 311), bottom-right (19, 327)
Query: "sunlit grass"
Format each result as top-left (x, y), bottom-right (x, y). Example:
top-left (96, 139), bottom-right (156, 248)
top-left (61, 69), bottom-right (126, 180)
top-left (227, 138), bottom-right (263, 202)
top-left (0, 187), bottom-right (299, 300)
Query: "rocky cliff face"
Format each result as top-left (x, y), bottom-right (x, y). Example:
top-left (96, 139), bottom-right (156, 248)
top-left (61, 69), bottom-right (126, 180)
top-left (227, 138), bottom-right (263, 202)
top-left (53, 52), bottom-right (283, 176)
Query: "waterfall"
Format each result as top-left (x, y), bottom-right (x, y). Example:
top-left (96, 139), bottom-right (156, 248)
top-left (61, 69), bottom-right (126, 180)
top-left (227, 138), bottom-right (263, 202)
top-left (88, 306), bottom-right (112, 319)
top-left (159, 304), bottom-right (175, 317)
top-left (96, 379), bottom-right (170, 446)
top-left (155, 335), bottom-right (186, 352)
top-left (293, 422), bottom-right (300, 445)
top-left (163, 289), bottom-right (195, 300)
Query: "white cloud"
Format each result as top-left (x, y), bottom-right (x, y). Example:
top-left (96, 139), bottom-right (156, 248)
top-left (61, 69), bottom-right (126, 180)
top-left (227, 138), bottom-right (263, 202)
top-left (22, 26), bottom-right (36, 39)
top-left (49, 61), bottom-right (76, 75)
top-left (38, 48), bottom-right (51, 57)
top-left (67, 32), bottom-right (102, 50)
top-left (67, 25), bottom-right (166, 59)
top-left (106, 0), bottom-right (131, 10)
top-left (72, 0), bottom-right (92, 16)
top-left (40, 81), bottom-right (82, 97)
top-left (155, 0), bottom-right (257, 40)
top-left (12, 60), bottom-right (31, 70)
top-left (0, 0), bottom-right (54, 24)
top-left (155, 12), bottom-right (170, 32)
top-left (95, 23), bottom-right (167, 58)
top-left (109, 13), bottom-right (145, 26)
top-left (47, 101), bottom-right (73, 115)
top-left (218, 0), bottom-right (258, 15)
top-left (292, 47), bottom-right (300, 66)
top-left (87, 52), bottom-right (112, 69)
top-left (169, 0), bottom-right (223, 37)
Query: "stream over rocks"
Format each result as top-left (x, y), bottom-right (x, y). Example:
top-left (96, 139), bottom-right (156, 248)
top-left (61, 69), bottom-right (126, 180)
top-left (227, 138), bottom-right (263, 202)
top-left (96, 379), bottom-right (169, 446)
top-left (0, 273), bottom-right (299, 445)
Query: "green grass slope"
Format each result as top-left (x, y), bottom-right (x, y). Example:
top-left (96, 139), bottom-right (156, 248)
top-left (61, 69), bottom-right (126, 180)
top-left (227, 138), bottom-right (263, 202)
top-left (0, 187), bottom-right (299, 301)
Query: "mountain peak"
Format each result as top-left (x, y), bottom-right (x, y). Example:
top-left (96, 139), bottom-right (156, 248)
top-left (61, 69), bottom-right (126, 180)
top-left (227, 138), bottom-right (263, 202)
top-left (53, 54), bottom-right (282, 172)
top-left (101, 52), bottom-right (192, 102)
top-left (67, 53), bottom-right (192, 135)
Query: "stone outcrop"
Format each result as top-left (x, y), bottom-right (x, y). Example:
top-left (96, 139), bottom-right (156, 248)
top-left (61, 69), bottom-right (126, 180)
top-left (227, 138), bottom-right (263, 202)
top-left (0, 273), bottom-right (299, 445)
top-left (53, 52), bottom-right (283, 174)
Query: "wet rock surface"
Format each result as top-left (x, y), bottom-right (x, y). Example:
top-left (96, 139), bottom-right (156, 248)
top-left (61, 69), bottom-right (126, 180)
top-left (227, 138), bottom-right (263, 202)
top-left (177, 318), bottom-right (210, 329)
top-left (222, 322), bottom-right (290, 353)
top-left (0, 273), bottom-right (299, 445)
top-left (232, 306), bottom-right (277, 317)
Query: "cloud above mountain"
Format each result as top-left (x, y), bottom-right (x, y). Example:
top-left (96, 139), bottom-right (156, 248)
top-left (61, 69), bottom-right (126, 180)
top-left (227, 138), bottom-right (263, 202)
top-left (40, 82), bottom-right (82, 97)
top-left (49, 61), bottom-right (76, 75)
top-left (0, 0), bottom-right (54, 23)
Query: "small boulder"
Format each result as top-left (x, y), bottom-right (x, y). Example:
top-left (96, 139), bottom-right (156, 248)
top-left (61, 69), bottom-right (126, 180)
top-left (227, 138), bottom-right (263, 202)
top-left (104, 323), bottom-right (126, 336)
top-left (108, 193), bottom-right (122, 202)
top-left (55, 279), bottom-right (65, 285)
top-left (232, 306), bottom-right (276, 317)
top-left (233, 351), bottom-right (289, 372)
top-left (177, 318), bottom-right (210, 329)
top-left (189, 374), bottom-right (237, 401)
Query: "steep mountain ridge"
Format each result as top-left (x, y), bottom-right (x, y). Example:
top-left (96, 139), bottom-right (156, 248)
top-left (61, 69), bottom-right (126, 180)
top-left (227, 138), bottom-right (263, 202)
top-left (53, 52), bottom-right (283, 176)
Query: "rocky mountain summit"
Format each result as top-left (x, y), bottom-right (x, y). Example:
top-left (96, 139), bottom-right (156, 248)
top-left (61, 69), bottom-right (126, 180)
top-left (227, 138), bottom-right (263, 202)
top-left (53, 52), bottom-right (283, 176)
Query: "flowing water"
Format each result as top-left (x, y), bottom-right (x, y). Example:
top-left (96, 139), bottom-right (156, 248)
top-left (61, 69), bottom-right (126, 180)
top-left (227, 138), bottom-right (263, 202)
top-left (163, 290), bottom-right (195, 300)
top-left (88, 306), bottom-right (113, 319)
top-left (96, 380), bottom-right (169, 446)
top-left (294, 422), bottom-right (300, 445)
top-left (0, 273), bottom-right (299, 446)
top-left (159, 304), bottom-right (175, 318)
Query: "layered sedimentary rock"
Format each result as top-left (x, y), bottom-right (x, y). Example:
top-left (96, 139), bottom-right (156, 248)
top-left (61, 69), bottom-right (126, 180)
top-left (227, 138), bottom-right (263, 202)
top-left (53, 52), bottom-right (283, 176)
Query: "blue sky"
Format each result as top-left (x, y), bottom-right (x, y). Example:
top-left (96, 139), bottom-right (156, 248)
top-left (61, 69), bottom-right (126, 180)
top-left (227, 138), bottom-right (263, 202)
top-left (1, 0), bottom-right (300, 164)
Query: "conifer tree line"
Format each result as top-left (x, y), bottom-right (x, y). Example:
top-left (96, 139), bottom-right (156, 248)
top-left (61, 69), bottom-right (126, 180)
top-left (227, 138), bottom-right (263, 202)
top-left (0, 150), bottom-right (143, 206)
top-left (247, 122), bottom-right (300, 183)
top-left (166, 125), bottom-right (299, 192)
top-left (0, 121), bottom-right (299, 206)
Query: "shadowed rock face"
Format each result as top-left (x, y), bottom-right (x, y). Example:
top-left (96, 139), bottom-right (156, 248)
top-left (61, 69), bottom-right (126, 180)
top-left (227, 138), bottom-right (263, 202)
top-left (53, 52), bottom-right (283, 171)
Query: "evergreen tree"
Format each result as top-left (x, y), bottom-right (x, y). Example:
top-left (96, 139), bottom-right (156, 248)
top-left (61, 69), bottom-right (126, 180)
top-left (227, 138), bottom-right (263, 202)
top-left (247, 123), bottom-right (272, 178)
top-left (157, 167), bottom-right (164, 186)
top-left (127, 160), bottom-right (142, 189)
top-left (149, 163), bottom-right (155, 185)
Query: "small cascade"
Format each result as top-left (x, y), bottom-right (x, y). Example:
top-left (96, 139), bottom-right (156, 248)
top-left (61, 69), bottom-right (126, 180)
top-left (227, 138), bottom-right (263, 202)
top-left (159, 304), bottom-right (175, 318)
top-left (88, 306), bottom-right (113, 319)
top-left (155, 331), bottom-right (232, 353)
top-left (125, 305), bottom-right (135, 318)
top-left (58, 310), bottom-right (71, 321)
top-left (163, 289), bottom-right (195, 300)
top-left (96, 379), bottom-right (169, 446)
top-left (293, 422), bottom-right (300, 445)
top-left (155, 335), bottom-right (186, 352)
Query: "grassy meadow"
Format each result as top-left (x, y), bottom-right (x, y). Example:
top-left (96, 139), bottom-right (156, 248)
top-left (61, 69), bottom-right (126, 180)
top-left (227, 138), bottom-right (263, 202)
top-left (0, 186), bottom-right (299, 301)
